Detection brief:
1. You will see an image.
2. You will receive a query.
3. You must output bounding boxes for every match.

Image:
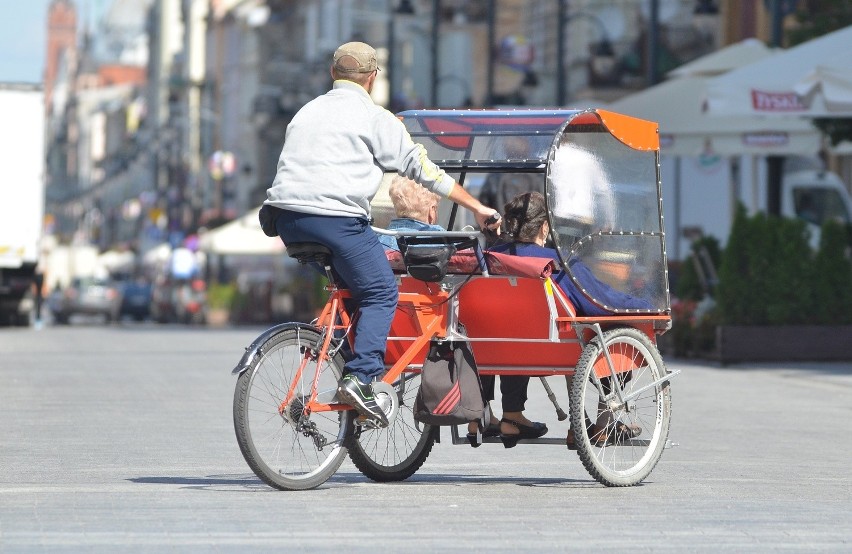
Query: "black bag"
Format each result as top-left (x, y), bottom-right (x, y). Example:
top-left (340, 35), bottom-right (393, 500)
top-left (402, 244), bottom-right (455, 282)
top-left (413, 339), bottom-right (485, 426)
top-left (258, 205), bottom-right (280, 237)
top-left (397, 236), bottom-right (477, 282)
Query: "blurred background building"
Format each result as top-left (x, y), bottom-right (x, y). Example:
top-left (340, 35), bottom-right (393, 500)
top-left (40, 1), bottom-right (690, 249)
top-left (39, 0), bottom-right (851, 264)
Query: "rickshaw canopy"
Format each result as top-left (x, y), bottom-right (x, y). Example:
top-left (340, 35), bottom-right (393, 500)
top-left (397, 108), bottom-right (659, 169)
top-left (398, 108), bottom-right (670, 314)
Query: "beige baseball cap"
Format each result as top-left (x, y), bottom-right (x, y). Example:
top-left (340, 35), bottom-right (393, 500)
top-left (333, 41), bottom-right (379, 73)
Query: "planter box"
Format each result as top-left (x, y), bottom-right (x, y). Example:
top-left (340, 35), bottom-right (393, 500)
top-left (206, 308), bottom-right (230, 327)
top-left (715, 325), bottom-right (852, 364)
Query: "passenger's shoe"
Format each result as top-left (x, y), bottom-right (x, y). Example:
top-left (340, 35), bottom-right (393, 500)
top-left (580, 421), bottom-right (642, 447)
top-left (465, 420), bottom-right (502, 448)
top-left (595, 421), bottom-right (642, 446)
top-left (337, 374), bottom-right (389, 427)
top-left (499, 418), bottom-right (548, 449)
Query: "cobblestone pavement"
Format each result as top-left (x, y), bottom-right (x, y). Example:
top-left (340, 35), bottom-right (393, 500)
top-left (1, 325), bottom-right (850, 552)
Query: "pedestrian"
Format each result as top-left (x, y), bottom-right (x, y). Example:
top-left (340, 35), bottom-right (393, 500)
top-left (478, 136), bottom-right (545, 215)
top-left (261, 41), bottom-right (501, 426)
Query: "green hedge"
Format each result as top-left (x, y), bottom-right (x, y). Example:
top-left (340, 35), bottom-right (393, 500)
top-left (207, 282), bottom-right (237, 310)
top-left (715, 205), bottom-right (852, 325)
top-left (811, 220), bottom-right (852, 324)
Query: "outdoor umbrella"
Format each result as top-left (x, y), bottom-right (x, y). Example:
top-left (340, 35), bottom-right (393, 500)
top-left (610, 39), bottom-right (819, 157)
top-left (198, 208), bottom-right (285, 255)
top-left (705, 25), bottom-right (852, 118)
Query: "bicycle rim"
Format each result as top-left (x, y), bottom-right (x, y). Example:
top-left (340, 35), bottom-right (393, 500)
top-left (234, 326), bottom-right (351, 490)
top-left (571, 327), bottom-right (671, 487)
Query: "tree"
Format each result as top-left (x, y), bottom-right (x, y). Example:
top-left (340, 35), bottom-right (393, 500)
top-left (788, 0), bottom-right (852, 46)
top-left (716, 205), bottom-right (757, 324)
top-left (716, 205), bottom-right (814, 325)
top-left (811, 220), bottom-right (852, 324)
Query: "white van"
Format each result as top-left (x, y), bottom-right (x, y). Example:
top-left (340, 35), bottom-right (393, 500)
top-left (782, 169), bottom-right (852, 247)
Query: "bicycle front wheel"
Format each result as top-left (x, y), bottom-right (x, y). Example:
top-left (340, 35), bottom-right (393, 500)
top-left (233, 325), bottom-right (352, 491)
top-left (570, 327), bottom-right (672, 487)
top-left (348, 372), bottom-right (438, 482)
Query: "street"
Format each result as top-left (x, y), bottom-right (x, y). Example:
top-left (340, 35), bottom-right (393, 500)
top-left (1, 325), bottom-right (851, 552)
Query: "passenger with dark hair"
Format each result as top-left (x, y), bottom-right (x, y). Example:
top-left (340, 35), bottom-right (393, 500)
top-left (492, 191), bottom-right (647, 448)
top-left (492, 192), bottom-right (652, 316)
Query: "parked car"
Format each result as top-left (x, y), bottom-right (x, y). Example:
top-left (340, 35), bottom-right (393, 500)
top-left (151, 277), bottom-right (207, 324)
top-left (118, 279), bottom-right (153, 321)
top-left (50, 277), bottom-right (122, 324)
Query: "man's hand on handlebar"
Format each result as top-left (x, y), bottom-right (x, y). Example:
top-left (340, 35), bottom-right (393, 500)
top-left (476, 209), bottom-right (502, 235)
top-left (446, 182), bottom-right (501, 235)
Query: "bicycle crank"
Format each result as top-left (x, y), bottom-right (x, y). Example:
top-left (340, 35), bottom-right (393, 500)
top-left (360, 381), bottom-right (399, 429)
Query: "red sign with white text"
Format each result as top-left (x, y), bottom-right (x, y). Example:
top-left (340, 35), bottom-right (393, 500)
top-left (751, 90), bottom-right (806, 112)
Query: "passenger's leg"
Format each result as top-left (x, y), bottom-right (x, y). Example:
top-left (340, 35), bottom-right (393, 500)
top-left (500, 376), bottom-right (529, 413)
top-left (498, 376), bottom-right (547, 445)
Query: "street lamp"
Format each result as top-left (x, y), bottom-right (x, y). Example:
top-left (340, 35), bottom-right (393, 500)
top-left (556, 1), bottom-right (616, 105)
top-left (387, 0), bottom-right (416, 111)
top-left (693, 0), bottom-right (719, 50)
top-left (430, 0), bottom-right (440, 106)
top-left (647, 0), bottom-right (659, 86)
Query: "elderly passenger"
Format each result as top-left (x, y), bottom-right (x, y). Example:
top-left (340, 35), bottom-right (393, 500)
top-left (378, 175), bottom-right (445, 251)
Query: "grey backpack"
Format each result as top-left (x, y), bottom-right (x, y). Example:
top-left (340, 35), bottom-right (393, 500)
top-left (413, 339), bottom-right (485, 426)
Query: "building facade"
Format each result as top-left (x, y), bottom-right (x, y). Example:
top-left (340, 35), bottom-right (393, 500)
top-left (46, 0), bottom-right (818, 255)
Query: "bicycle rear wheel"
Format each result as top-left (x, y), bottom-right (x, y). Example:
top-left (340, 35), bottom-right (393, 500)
top-left (348, 372), bottom-right (438, 481)
top-left (570, 327), bottom-right (672, 487)
top-left (233, 325), bottom-right (352, 490)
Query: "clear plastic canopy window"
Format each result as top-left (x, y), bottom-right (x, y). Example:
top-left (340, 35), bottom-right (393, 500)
top-left (398, 109), bottom-right (670, 314)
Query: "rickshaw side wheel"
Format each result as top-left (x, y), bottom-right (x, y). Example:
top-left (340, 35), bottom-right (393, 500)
top-left (570, 326), bottom-right (672, 487)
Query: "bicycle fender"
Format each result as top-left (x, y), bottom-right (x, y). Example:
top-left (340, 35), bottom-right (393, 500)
top-left (231, 322), bottom-right (320, 376)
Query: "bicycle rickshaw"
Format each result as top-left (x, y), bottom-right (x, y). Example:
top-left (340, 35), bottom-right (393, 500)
top-left (232, 108), bottom-right (679, 490)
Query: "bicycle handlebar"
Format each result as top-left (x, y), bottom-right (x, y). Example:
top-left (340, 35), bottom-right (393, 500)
top-left (371, 227), bottom-right (484, 239)
top-left (371, 227), bottom-right (490, 277)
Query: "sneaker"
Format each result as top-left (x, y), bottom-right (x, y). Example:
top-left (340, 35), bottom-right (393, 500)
top-left (337, 374), bottom-right (388, 427)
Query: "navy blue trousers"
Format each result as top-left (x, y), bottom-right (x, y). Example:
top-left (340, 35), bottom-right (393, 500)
top-left (275, 210), bottom-right (398, 381)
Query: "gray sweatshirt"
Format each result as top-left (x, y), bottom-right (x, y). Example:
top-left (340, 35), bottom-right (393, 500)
top-left (264, 80), bottom-right (455, 219)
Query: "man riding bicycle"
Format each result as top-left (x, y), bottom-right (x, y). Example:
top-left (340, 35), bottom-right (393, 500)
top-left (262, 41), bottom-right (501, 426)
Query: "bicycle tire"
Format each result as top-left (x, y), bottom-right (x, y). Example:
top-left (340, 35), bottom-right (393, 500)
top-left (570, 327), bottom-right (672, 487)
top-left (233, 325), bottom-right (353, 491)
top-left (348, 372), bottom-right (439, 482)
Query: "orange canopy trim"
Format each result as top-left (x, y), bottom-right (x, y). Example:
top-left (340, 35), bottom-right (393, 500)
top-left (401, 108), bottom-right (659, 153)
top-left (592, 109), bottom-right (659, 152)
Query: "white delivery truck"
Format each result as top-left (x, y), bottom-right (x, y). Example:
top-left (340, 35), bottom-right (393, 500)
top-left (661, 154), bottom-right (852, 261)
top-left (781, 168), bottom-right (852, 248)
top-left (0, 83), bottom-right (45, 326)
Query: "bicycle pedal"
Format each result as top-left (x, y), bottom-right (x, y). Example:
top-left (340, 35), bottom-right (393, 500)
top-left (357, 414), bottom-right (388, 429)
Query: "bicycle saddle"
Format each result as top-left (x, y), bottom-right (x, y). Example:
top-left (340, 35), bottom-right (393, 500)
top-left (285, 242), bottom-right (332, 266)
